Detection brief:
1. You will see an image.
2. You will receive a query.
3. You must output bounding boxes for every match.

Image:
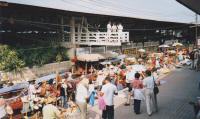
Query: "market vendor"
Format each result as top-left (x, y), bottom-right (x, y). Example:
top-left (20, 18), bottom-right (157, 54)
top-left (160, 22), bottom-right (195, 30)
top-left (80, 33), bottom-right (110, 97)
top-left (0, 97), bottom-right (6, 119)
top-left (37, 81), bottom-right (47, 97)
top-left (42, 99), bottom-right (65, 119)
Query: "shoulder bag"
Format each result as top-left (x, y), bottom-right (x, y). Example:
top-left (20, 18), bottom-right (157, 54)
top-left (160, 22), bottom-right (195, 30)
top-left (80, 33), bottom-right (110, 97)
top-left (153, 77), bottom-right (159, 95)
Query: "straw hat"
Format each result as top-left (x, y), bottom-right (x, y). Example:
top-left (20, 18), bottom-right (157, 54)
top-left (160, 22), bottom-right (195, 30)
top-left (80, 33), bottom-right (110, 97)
top-left (6, 105), bottom-right (13, 115)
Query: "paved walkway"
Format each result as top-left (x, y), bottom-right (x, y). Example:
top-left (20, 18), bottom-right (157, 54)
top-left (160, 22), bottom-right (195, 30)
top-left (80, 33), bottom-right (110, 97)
top-left (88, 68), bottom-right (200, 119)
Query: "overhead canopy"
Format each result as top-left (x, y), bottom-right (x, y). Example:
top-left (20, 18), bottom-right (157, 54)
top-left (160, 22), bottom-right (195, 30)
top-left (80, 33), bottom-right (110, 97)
top-left (100, 52), bottom-right (118, 59)
top-left (177, 0), bottom-right (200, 15)
top-left (0, 81), bottom-right (29, 94)
top-left (2, 0), bottom-right (199, 23)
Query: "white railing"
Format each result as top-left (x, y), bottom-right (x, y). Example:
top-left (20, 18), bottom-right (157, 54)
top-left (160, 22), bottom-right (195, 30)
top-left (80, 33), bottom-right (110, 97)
top-left (75, 32), bottom-right (129, 46)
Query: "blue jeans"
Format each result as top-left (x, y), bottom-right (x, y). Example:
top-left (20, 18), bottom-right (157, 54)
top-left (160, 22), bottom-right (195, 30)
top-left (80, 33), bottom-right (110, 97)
top-left (61, 96), bottom-right (67, 108)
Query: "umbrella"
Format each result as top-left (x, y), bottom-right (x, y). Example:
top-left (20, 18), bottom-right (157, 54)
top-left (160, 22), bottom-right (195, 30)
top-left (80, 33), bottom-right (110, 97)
top-left (159, 44), bottom-right (170, 48)
top-left (138, 49), bottom-right (145, 53)
top-left (131, 64), bottom-right (146, 72)
top-left (172, 42), bottom-right (183, 47)
top-left (77, 54), bottom-right (105, 62)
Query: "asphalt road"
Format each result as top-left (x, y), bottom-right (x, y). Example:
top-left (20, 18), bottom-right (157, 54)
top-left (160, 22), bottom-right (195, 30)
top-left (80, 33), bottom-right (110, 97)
top-left (114, 68), bottom-right (200, 119)
top-left (88, 68), bottom-right (200, 119)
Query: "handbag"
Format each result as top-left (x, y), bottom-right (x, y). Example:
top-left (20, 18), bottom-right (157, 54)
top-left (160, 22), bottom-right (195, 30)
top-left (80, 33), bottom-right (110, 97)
top-left (153, 77), bottom-right (159, 94)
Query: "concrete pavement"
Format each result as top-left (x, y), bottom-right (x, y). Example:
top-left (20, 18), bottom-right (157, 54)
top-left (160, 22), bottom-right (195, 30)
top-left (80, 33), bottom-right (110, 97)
top-left (88, 68), bottom-right (200, 119)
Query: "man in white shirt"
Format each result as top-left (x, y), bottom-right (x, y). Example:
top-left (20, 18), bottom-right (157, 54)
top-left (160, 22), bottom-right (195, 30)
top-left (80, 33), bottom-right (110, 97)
top-left (107, 22), bottom-right (112, 33)
top-left (111, 24), bottom-right (117, 32)
top-left (101, 76), bottom-right (118, 119)
top-left (143, 70), bottom-right (157, 116)
top-left (75, 77), bottom-right (89, 119)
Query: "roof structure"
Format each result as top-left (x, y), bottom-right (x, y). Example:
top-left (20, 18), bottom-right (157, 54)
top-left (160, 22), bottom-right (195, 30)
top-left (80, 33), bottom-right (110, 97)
top-left (2, 0), bottom-right (200, 24)
top-left (176, 0), bottom-right (200, 15)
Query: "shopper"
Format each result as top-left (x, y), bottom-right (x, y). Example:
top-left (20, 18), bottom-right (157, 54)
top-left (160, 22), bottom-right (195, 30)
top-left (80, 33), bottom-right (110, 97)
top-left (125, 67), bottom-right (135, 106)
top-left (143, 70), bottom-right (157, 116)
top-left (101, 76), bottom-right (118, 119)
top-left (132, 72), bottom-right (144, 114)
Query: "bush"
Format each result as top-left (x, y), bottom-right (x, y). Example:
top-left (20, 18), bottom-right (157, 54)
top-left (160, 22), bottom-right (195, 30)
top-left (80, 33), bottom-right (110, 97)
top-left (0, 45), bottom-right (25, 72)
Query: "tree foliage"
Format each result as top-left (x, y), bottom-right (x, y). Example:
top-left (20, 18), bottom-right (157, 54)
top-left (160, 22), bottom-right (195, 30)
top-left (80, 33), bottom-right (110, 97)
top-left (17, 45), bottom-right (69, 67)
top-left (0, 45), bottom-right (25, 72)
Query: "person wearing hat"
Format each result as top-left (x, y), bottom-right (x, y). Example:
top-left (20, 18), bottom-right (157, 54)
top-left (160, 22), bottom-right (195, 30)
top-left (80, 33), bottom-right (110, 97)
top-left (100, 76), bottom-right (118, 119)
top-left (75, 76), bottom-right (89, 119)
top-left (42, 99), bottom-right (64, 119)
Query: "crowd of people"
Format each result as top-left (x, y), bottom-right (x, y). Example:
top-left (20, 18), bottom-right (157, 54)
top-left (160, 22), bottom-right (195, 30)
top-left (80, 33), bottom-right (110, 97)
top-left (0, 45), bottom-right (199, 119)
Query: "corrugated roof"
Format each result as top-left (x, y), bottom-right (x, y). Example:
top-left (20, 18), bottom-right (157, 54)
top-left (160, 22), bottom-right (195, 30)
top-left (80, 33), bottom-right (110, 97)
top-left (2, 0), bottom-right (199, 23)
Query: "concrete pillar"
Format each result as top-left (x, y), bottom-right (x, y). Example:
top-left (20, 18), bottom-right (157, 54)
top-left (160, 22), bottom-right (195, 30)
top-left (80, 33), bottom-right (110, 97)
top-left (89, 46), bottom-right (92, 54)
top-left (69, 17), bottom-right (76, 58)
top-left (70, 17), bottom-right (75, 44)
top-left (77, 24), bottom-right (81, 42)
top-left (61, 16), bottom-right (64, 41)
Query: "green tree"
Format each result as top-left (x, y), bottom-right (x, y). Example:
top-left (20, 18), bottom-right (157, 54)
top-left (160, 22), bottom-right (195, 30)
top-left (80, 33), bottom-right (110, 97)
top-left (0, 45), bottom-right (25, 72)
